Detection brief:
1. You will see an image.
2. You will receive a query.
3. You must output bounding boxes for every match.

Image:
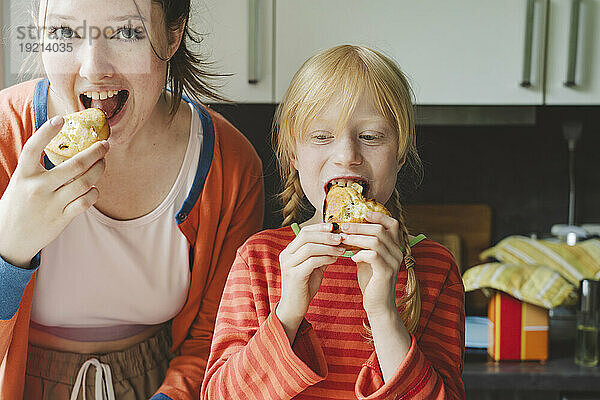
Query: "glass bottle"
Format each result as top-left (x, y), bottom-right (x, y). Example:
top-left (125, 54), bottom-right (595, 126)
top-left (574, 279), bottom-right (599, 367)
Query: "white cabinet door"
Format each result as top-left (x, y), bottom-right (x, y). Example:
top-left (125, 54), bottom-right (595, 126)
top-left (190, 0), bottom-right (273, 103)
top-left (546, 0), bottom-right (600, 104)
top-left (275, 0), bottom-right (546, 105)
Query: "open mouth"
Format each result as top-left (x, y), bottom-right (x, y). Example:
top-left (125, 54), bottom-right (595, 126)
top-left (324, 177), bottom-right (369, 197)
top-left (79, 90), bottom-right (129, 120)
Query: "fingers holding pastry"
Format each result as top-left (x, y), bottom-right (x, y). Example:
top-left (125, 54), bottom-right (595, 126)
top-left (364, 210), bottom-right (401, 244)
top-left (55, 156), bottom-right (106, 206)
top-left (340, 227), bottom-right (400, 257)
top-left (50, 140), bottom-right (109, 190)
top-left (62, 186), bottom-right (100, 219)
top-left (44, 108), bottom-right (110, 166)
top-left (339, 218), bottom-right (403, 259)
top-left (0, 110), bottom-right (110, 267)
top-left (280, 223), bottom-right (346, 275)
top-left (17, 116), bottom-right (64, 176)
top-left (284, 223), bottom-right (344, 255)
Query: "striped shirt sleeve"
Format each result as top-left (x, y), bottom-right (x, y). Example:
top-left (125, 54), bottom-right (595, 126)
top-left (201, 250), bottom-right (327, 400)
top-left (355, 282), bottom-right (465, 399)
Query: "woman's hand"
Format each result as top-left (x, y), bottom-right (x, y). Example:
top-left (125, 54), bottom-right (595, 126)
top-left (0, 116), bottom-right (109, 268)
top-left (339, 211), bottom-right (405, 318)
top-left (276, 223), bottom-right (345, 343)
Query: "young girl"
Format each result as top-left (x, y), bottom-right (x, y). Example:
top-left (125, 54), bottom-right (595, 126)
top-left (0, 0), bottom-right (263, 399)
top-left (201, 45), bottom-right (465, 399)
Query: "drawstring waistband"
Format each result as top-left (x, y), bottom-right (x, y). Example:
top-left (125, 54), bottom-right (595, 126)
top-left (70, 358), bottom-right (115, 400)
top-left (26, 324), bottom-right (173, 399)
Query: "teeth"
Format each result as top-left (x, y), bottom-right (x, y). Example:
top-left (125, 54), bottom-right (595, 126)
top-left (83, 90), bottom-right (120, 100)
top-left (350, 182), bottom-right (363, 194)
top-left (330, 179), bottom-right (365, 194)
top-left (332, 179), bottom-right (356, 187)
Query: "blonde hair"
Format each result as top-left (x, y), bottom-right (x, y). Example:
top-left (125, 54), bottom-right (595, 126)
top-left (273, 45), bottom-right (422, 333)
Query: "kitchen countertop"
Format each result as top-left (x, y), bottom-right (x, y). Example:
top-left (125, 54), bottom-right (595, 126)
top-left (463, 355), bottom-right (600, 392)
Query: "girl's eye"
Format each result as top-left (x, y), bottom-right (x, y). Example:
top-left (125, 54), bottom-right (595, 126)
top-left (48, 26), bottom-right (78, 40)
top-left (359, 131), bottom-right (382, 141)
top-left (310, 131), bottom-right (333, 142)
top-left (113, 26), bottom-right (145, 41)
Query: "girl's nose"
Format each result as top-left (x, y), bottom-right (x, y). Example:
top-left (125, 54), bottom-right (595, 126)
top-left (77, 38), bottom-right (114, 81)
top-left (332, 136), bottom-right (363, 167)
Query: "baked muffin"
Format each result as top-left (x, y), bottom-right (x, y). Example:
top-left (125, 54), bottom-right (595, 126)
top-left (44, 108), bottom-right (110, 165)
top-left (323, 181), bottom-right (391, 251)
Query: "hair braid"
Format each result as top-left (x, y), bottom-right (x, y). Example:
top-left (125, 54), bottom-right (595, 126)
top-left (388, 188), bottom-right (422, 333)
top-left (280, 170), bottom-right (306, 227)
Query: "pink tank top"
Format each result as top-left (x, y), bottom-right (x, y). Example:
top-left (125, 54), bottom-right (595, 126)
top-left (30, 103), bottom-right (201, 341)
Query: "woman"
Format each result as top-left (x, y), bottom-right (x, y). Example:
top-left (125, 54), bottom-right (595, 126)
top-left (0, 0), bottom-right (264, 398)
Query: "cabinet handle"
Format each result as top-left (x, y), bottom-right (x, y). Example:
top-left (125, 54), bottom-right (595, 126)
top-left (248, 0), bottom-right (260, 84)
top-left (520, 0), bottom-right (535, 87)
top-left (564, 0), bottom-right (581, 87)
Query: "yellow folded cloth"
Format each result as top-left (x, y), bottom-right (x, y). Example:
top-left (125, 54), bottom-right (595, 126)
top-left (480, 236), bottom-right (600, 286)
top-left (462, 236), bottom-right (600, 309)
top-left (463, 262), bottom-right (576, 308)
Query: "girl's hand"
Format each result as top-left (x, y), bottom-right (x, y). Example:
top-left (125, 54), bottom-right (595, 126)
top-left (339, 211), bottom-right (405, 318)
top-left (276, 223), bottom-right (345, 343)
top-left (0, 116), bottom-right (109, 268)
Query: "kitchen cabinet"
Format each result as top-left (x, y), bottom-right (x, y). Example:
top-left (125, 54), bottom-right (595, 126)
top-left (191, 0), bottom-right (600, 105)
top-left (275, 0), bottom-right (547, 105)
top-left (190, 0), bottom-right (273, 102)
top-left (545, 0), bottom-right (600, 104)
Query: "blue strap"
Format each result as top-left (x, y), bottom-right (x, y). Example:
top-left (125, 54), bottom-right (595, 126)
top-left (174, 96), bottom-right (214, 224)
top-left (149, 394), bottom-right (173, 400)
top-left (33, 78), bottom-right (54, 170)
top-left (33, 78), bottom-right (49, 130)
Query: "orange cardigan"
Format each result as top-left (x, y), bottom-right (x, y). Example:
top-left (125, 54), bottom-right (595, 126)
top-left (202, 227), bottom-right (465, 399)
top-left (0, 79), bottom-right (264, 400)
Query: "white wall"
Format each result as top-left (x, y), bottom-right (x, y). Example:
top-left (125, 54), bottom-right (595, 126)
top-left (1, 0), bottom-right (5, 89)
top-left (2, 0), bottom-right (35, 89)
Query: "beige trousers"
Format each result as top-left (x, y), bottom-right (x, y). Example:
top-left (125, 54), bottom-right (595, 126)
top-left (24, 326), bottom-right (173, 400)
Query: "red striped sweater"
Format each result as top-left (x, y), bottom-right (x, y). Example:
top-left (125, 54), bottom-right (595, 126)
top-left (202, 226), bottom-right (465, 399)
